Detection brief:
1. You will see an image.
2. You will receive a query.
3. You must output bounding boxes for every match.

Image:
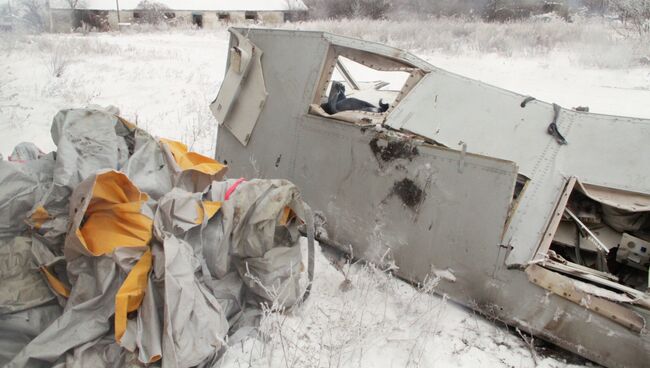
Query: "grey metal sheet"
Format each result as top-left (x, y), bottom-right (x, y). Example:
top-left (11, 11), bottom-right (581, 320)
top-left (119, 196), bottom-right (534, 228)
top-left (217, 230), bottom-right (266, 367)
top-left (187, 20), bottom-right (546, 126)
top-left (210, 30), bottom-right (268, 145)
top-left (213, 28), bottom-right (650, 368)
top-left (293, 119), bottom-right (518, 291)
top-left (386, 68), bottom-right (650, 266)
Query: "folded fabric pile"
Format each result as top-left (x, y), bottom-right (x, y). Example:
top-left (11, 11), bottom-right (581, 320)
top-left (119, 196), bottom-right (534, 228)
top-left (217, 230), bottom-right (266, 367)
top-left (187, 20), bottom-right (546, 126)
top-left (0, 107), bottom-right (314, 368)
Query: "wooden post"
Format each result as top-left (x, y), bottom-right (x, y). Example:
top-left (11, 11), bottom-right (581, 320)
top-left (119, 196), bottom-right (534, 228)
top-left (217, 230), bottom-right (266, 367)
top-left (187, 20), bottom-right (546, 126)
top-left (115, 0), bottom-right (121, 25)
top-left (46, 0), bottom-right (54, 32)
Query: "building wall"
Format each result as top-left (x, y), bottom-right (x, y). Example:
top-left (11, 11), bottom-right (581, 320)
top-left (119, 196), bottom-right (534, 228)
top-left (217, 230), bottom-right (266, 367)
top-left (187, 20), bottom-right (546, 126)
top-left (119, 10), bottom-right (135, 24)
top-left (50, 9), bottom-right (74, 32)
top-left (106, 11), bottom-right (119, 29)
top-left (50, 9), bottom-right (294, 32)
top-left (259, 12), bottom-right (284, 23)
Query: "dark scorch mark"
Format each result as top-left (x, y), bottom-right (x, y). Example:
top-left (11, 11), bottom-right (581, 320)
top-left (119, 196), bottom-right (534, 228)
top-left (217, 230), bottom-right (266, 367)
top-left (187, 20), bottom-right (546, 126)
top-left (392, 178), bottom-right (424, 208)
top-left (369, 137), bottom-right (419, 163)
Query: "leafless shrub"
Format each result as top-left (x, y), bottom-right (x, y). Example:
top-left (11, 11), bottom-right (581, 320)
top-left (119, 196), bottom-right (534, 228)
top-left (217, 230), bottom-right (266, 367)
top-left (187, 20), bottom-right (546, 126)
top-left (304, 0), bottom-right (391, 19)
top-left (582, 0), bottom-right (611, 15)
top-left (135, 0), bottom-right (173, 25)
top-left (46, 42), bottom-right (72, 78)
top-left (181, 95), bottom-right (217, 155)
top-left (389, 0), bottom-right (490, 19)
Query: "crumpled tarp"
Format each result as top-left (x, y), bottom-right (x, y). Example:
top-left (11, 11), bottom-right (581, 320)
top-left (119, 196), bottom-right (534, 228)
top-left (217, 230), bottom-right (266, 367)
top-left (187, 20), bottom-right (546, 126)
top-left (0, 107), bottom-right (315, 367)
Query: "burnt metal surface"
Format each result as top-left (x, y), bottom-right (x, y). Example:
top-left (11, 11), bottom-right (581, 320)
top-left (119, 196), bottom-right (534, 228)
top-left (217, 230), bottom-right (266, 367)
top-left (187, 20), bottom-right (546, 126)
top-left (391, 178), bottom-right (424, 208)
top-left (369, 136), bottom-right (419, 163)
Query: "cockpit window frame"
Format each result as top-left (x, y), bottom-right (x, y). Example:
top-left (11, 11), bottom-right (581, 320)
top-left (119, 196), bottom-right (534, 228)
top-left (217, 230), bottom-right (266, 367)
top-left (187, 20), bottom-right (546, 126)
top-left (309, 45), bottom-right (426, 125)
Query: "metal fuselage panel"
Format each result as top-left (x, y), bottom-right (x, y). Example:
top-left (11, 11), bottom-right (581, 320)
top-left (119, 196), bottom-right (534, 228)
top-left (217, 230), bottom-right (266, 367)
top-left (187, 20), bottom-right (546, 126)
top-left (215, 29), bottom-right (650, 368)
top-left (387, 70), bottom-right (650, 266)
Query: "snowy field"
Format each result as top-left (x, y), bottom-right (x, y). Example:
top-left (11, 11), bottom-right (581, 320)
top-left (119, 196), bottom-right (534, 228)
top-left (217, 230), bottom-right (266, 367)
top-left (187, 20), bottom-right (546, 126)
top-left (1, 18), bottom-right (649, 367)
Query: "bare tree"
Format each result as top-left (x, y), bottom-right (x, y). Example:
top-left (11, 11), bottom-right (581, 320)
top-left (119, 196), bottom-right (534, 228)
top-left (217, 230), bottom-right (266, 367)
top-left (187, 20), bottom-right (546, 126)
top-left (65, 0), bottom-right (81, 9)
top-left (609, 0), bottom-right (650, 38)
top-left (19, 0), bottom-right (47, 31)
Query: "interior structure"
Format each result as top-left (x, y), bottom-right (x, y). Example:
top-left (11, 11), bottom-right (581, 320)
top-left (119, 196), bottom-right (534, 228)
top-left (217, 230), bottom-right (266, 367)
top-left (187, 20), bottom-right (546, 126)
top-left (539, 178), bottom-right (650, 293)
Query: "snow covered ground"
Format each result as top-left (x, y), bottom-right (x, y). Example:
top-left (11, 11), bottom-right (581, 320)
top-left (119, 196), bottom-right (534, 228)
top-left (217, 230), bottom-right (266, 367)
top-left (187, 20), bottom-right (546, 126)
top-left (0, 30), bottom-right (227, 157)
top-left (2, 22), bottom-right (648, 367)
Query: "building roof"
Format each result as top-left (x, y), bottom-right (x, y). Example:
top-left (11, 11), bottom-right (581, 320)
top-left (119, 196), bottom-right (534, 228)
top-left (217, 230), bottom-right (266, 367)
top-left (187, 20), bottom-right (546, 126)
top-left (50, 0), bottom-right (308, 12)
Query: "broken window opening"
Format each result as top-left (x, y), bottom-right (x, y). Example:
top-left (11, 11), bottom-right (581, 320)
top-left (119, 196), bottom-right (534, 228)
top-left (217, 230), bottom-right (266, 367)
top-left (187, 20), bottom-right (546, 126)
top-left (310, 47), bottom-right (424, 126)
top-left (245, 11), bottom-right (258, 21)
top-left (192, 13), bottom-right (203, 28)
top-left (538, 178), bottom-right (650, 293)
top-left (218, 12), bottom-right (230, 21)
top-left (164, 12), bottom-right (176, 19)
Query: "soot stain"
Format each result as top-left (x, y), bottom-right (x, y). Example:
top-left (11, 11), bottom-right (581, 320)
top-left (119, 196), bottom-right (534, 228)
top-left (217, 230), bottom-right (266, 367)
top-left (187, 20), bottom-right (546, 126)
top-left (369, 137), bottom-right (419, 163)
top-left (392, 178), bottom-right (424, 208)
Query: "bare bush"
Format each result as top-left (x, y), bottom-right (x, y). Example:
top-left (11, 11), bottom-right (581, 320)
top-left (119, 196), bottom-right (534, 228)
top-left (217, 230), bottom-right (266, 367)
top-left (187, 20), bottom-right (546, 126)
top-left (304, 0), bottom-right (391, 19)
top-left (135, 0), bottom-right (173, 25)
top-left (389, 0), bottom-right (490, 19)
top-left (582, 0), bottom-right (611, 15)
top-left (46, 42), bottom-right (72, 78)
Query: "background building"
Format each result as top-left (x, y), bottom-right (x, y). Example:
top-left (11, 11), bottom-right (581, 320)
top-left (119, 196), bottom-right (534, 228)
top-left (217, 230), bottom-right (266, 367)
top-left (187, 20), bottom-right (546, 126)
top-left (49, 0), bottom-right (308, 32)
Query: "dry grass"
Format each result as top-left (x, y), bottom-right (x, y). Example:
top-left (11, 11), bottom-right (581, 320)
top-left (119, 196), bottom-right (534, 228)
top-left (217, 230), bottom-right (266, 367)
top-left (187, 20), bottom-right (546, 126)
top-left (282, 16), bottom-right (650, 68)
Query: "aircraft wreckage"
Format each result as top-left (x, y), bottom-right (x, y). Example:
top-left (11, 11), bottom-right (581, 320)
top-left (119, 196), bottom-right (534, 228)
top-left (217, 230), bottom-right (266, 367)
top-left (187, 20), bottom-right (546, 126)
top-left (212, 28), bottom-right (650, 368)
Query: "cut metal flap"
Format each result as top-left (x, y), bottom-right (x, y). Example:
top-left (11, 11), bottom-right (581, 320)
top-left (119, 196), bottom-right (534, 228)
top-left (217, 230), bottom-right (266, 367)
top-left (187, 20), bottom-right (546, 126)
top-left (576, 181), bottom-right (650, 212)
top-left (211, 29), bottom-right (268, 146)
top-left (526, 264), bottom-right (647, 333)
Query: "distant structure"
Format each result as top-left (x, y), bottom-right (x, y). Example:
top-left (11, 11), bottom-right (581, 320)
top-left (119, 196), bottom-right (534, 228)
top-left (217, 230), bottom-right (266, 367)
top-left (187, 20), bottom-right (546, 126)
top-left (48, 0), bottom-right (308, 32)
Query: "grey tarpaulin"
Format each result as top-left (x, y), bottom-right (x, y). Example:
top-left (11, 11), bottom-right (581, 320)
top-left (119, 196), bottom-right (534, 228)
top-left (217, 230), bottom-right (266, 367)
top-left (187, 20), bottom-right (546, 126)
top-left (8, 143), bottom-right (44, 163)
top-left (0, 107), bottom-right (315, 367)
top-left (0, 237), bottom-right (54, 314)
top-left (50, 109), bottom-right (130, 190)
top-left (0, 154), bottom-right (55, 239)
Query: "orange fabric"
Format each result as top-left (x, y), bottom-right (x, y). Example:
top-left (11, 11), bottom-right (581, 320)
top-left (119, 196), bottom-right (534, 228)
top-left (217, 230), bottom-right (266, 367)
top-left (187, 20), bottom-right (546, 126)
top-left (114, 248), bottom-right (152, 343)
top-left (70, 171), bottom-right (155, 346)
top-left (160, 138), bottom-right (227, 176)
top-left (40, 266), bottom-right (70, 298)
top-left (279, 206), bottom-right (296, 226)
top-left (30, 206), bottom-right (50, 230)
top-left (117, 117), bottom-right (137, 130)
top-left (203, 201), bottom-right (222, 219)
top-left (198, 200), bottom-right (222, 224)
top-left (77, 171), bottom-right (153, 256)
